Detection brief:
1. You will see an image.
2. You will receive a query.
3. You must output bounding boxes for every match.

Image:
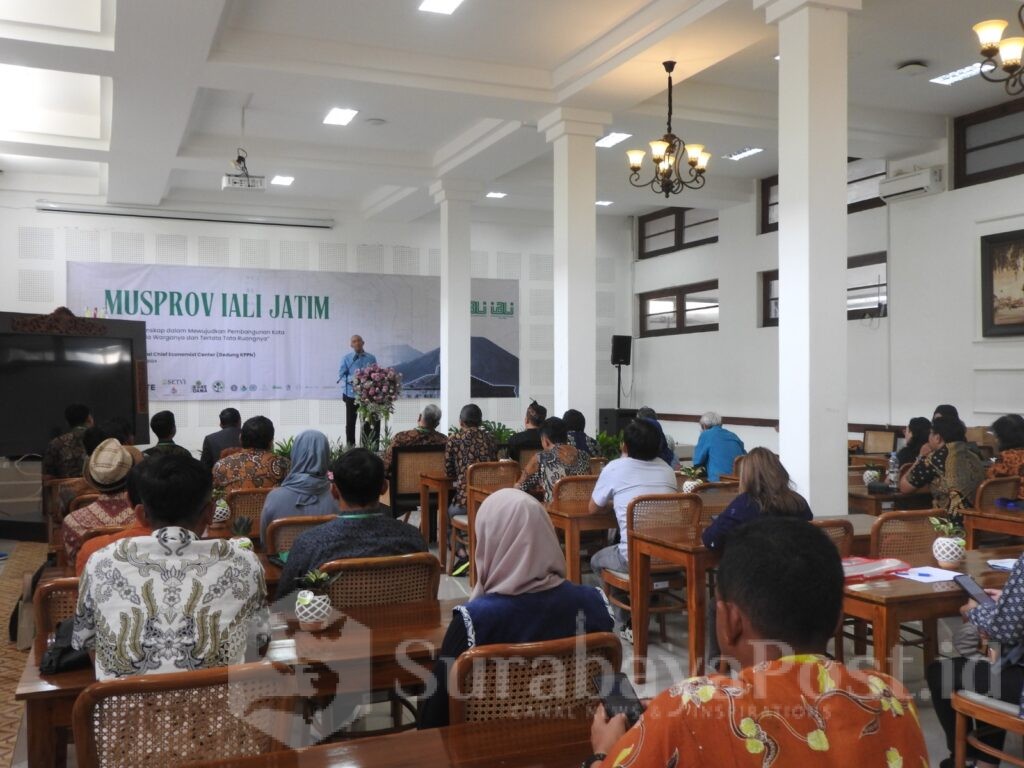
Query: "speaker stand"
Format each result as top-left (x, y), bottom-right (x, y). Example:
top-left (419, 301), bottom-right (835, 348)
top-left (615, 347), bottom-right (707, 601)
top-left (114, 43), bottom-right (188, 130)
top-left (616, 363), bottom-right (622, 410)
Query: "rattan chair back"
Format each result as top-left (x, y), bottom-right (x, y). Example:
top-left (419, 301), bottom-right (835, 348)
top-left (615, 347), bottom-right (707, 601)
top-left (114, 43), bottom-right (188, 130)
top-left (69, 493), bottom-right (101, 513)
top-left (226, 488), bottom-right (273, 539)
top-left (264, 514), bottom-right (337, 554)
top-left (863, 429), bottom-right (896, 454)
top-left (393, 445), bottom-right (447, 495)
top-left (812, 519), bottom-right (855, 558)
top-left (870, 509), bottom-right (941, 564)
top-left (466, 461), bottom-right (520, 491)
top-left (32, 576), bottom-right (79, 660)
top-left (627, 493), bottom-right (705, 566)
top-left (320, 552), bottom-right (441, 607)
top-left (549, 475), bottom-right (599, 512)
top-left (975, 476), bottom-right (1022, 510)
top-left (449, 632), bottom-right (621, 724)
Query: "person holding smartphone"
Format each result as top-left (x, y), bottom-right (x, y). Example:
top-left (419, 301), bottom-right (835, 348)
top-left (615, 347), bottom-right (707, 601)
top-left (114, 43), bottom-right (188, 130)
top-left (927, 556), bottom-right (1024, 768)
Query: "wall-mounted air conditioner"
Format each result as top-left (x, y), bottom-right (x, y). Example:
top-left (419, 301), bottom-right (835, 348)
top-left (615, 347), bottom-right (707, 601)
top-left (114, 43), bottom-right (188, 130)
top-left (877, 167), bottom-right (944, 203)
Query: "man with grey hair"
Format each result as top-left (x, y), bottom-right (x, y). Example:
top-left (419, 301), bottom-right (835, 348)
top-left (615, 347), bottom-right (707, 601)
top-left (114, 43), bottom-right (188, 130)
top-left (693, 410), bottom-right (746, 481)
top-left (338, 334), bottom-right (377, 447)
top-left (382, 404), bottom-right (447, 474)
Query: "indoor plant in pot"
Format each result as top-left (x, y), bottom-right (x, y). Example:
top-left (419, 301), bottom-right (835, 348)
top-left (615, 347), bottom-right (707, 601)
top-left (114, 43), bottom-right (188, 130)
top-left (930, 515), bottom-right (966, 568)
top-left (678, 465), bottom-right (706, 493)
top-left (862, 463), bottom-right (884, 486)
top-left (295, 569), bottom-right (333, 632)
top-left (229, 515), bottom-right (254, 550)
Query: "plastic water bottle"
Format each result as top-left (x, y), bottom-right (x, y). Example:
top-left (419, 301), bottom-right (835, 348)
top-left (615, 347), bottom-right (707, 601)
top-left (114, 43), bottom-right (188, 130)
top-left (887, 451), bottom-right (900, 489)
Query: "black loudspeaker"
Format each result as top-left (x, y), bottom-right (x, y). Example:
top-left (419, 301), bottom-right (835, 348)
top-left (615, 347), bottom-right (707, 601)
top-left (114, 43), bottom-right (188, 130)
top-left (611, 335), bottom-right (631, 366)
top-left (599, 408), bottom-right (637, 437)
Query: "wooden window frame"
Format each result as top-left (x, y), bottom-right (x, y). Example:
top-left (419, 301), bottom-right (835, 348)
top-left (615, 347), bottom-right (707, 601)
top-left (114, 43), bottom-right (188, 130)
top-left (954, 97), bottom-right (1024, 189)
top-left (759, 252), bottom-right (887, 326)
top-left (759, 161), bottom-right (886, 235)
top-left (639, 280), bottom-right (720, 337)
top-left (761, 268), bottom-right (779, 328)
top-left (638, 207), bottom-right (719, 259)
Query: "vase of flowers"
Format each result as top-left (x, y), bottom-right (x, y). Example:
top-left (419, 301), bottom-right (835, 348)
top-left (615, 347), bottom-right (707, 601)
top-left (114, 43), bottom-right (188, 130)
top-left (352, 363), bottom-right (402, 450)
top-left (930, 515), bottom-right (966, 569)
top-left (295, 570), bottom-right (333, 631)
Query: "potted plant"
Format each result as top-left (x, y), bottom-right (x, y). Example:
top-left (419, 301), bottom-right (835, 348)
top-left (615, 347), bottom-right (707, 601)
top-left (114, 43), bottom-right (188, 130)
top-left (595, 431), bottom-right (624, 463)
top-left (295, 570), bottom-right (333, 631)
top-left (211, 489), bottom-right (231, 524)
top-left (862, 463), bottom-right (884, 486)
top-left (678, 465), bottom-right (706, 493)
top-left (273, 435), bottom-right (295, 459)
top-left (930, 516), bottom-right (966, 568)
top-left (230, 516), bottom-right (254, 550)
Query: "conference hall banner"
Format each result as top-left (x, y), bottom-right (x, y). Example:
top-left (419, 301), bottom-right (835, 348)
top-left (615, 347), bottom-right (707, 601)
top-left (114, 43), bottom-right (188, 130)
top-left (66, 262), bottom-right (519, 400)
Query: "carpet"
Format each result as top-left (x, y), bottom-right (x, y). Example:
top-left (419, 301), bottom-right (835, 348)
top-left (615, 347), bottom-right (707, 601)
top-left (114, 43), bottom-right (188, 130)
top-left (0, 542), bottom-right (49, 768)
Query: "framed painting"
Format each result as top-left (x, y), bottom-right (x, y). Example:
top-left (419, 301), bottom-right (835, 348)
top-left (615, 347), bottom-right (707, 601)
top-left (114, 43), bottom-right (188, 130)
top-left (981, 228), bottom-right (1024, 337)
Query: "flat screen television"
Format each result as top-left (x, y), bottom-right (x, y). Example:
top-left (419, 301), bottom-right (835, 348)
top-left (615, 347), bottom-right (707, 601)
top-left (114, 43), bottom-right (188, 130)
top-left (0, 311), bottom-right (149, 457)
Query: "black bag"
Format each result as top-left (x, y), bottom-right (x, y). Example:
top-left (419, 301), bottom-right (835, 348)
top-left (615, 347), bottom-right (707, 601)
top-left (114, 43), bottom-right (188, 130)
top-left (39, 618), bottom-right (91, 675)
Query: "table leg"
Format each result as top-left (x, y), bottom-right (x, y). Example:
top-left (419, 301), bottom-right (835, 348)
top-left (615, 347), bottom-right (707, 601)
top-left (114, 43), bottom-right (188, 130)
top-left (25, 699), bottom-right (57, 768)
top-left (873, 607), bottom-right (900, 677)
top-left (419, 483), bottom-right (431, 544)
top-left (468, 496), bottom-right (477, 587)
top-left (688, 556), bottom-right (707, 678)
top-left (631, 542), bottom-right (651, 685)
top-left (439, 500), bottom-right (450, 573)
top-left (965, 518), bottom-right (976, 550)
top-left (564, 521), bottom-right (581, 584)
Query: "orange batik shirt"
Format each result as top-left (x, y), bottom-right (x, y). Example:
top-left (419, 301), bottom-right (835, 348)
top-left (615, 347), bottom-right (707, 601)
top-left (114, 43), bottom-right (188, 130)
top-left (602, 655), bottom-right (928, 768)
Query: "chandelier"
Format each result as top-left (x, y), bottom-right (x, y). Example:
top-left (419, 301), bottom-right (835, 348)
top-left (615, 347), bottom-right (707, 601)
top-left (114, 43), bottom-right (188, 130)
top-left (973, 8), bottom-right (1024, 95)
top-left (626, 61), bottom-right (709, 198)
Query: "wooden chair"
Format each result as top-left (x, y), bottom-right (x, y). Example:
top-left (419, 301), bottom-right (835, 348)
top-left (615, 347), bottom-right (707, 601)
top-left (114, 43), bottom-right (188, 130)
top-left (72, 662), bottom-right (296, 768)
top-left (548, 475), bottom-right (604, 571)
top-left (602, 494), bottom-right (708, 644)
top-left (32, 576), bottom-right (79, 660)
top-left (226, 488), bottom-right (273, 541)
top-left (975, 476), bottom-right (1022, 510)
top-left (68, 493), bottom-right (101, 513)
top-left (448, 632), bottom-right (622, 724)
top-left (953, 689), bottom-right (1024, 768)
top-left (588, 456), bottom-right (607, 475)
top-left (80, 524), bottom-right (130, 546)
top-left (449, 461), bottom-right (520, 578)
top-left (388, 444), bottom-right (446, 525)
top-left (319, 552), bottom-right (441, 607)
top-left (812, 518), bottom-right (854, 557)
top-left (863, 429), bottom-right (896, 454)
top-left (849, 455), bottom-right (887, 469)
top-left (731, 454), bottom-right (745, 476)
top-left (515, 447), bottom-right (541, 469)
top-left (264, 515), bottom-right (336, 555)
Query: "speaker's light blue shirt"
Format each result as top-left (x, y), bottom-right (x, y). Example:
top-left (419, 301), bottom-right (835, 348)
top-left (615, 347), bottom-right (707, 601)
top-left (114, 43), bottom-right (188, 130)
top-left (338, 350), bottom-right (377, 398)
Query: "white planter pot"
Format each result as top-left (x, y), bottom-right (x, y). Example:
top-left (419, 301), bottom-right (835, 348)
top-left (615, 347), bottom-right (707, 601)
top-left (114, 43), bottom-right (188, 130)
top-left (862, 469), bottom-right (881, 486)
top-left (682, 479), bottom-right (704, 493)
top-left (212, 500), bottom-right (231, 524)
top-left (295, 590), bottom-right (332, 631)
top-left (933, 537), bottom-right (965, 568)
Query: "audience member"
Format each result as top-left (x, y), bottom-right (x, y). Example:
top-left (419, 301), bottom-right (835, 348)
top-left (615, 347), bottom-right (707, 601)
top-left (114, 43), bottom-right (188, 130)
top-left (692, 411), bottom-right (746, 481)
top-left (418, 488), bottom-right (613, 729)
top-left (382, 404), bottom-right (447, 474)
top-left (200, 407), bottom-right (243, 470)
top-left (702, 447), bottom-right (811, 551)
top-left (444, 404), bottom-right (498, 575)
top-left (589, 419), bottom-right (676, 636)
top-left (259, 429), bottom-right (338, 542)
top-left (143, 410), bottom-right (191, 458)
top-left (41, 403), bottom-right (93, 481)
top-left (75, 459), bottom-right (153, 576)
top-left (563, 409), bottom-right (599, 457)
top-left (987, 414), bottom-right (1024, 498)
top-left (212, 415), bottom-right (290, 493)
top-left (516, 417), bottom-right (589, 502)
top-left (901, 416), bottom-right (986, 519)
top-left (588, 519), bottom-right (928, 768)
top-left (55, 425), bottom-right (108, 518)
top-left (73, 453), bottom-right (269, 680)
top-left (927, 546), bottom-right (1024, 768)
top-left (100, 416), bottom-right (136, 446)
top-left (507, 400), bottom-right (546, 462)
top-left (896, 416), bottom-right (932, 466)
top-left (636, 406), bottom-right (678, 469)
top-left (276, 448), bottom-right (426, 599)
top-left (62, 438), bottom-right (139, 561)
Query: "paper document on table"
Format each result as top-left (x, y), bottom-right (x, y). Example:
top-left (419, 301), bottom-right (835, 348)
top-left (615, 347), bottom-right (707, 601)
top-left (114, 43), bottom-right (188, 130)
top-left (987, 559), bottom-right (1018, 572)
top-left (842, 557), bottom-right (908, 580)
top-left (893, 567), bottom-right (961, 583)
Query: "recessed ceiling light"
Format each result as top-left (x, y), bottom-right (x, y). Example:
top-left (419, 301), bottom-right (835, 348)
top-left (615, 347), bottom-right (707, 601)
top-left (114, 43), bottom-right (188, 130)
top-left (323, 107), bottom-right (359, 126)
top-left (929, 62), bottom-right (995, 85)
top-left (271, 175), bottom-right (294, 186)
top-left (486, 191), bottom-right (507, 199)
top-left (722, 147), bottom-right (764, 161)
top-left (595, 132), bottom-right (632, 148)
top-left (774, 55), bottom-right (780, 61)
top-left (595, 200), bottom-right (614, 206)
top-left (419, 0), bottom-right (465, 14)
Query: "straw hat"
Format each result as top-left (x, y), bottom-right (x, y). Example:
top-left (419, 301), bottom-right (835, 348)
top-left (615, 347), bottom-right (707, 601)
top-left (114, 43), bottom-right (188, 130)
top-left (84, 438), bottom-right (136, 492)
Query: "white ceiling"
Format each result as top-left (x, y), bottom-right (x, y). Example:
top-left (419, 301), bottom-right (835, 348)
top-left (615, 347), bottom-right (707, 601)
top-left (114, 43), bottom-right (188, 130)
top-left (0, 0), bottom-right (1018, 222)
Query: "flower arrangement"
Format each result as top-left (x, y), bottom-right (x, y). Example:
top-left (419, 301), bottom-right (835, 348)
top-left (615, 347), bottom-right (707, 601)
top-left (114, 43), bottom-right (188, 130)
top-left (352, 363), bottom-right (402, 423)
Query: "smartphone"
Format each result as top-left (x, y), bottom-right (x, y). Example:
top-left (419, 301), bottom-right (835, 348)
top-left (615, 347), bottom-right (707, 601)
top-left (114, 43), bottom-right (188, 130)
top-left (593, 672), bottom-right (646, 727)
top-left (953, 574), bottom-right (996, 606)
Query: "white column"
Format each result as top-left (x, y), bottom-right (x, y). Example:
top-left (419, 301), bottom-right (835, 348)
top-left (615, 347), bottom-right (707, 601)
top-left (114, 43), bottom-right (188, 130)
top-left (430, 179), bottom-right (481, 431)
top-left (756, 0), bottom-right (859, 513)
top-left (537, 108), bottom-right (610, 426)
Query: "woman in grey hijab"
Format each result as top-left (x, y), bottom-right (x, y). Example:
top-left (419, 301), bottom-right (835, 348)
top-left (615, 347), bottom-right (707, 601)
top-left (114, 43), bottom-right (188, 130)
top-left (259, 430), bottom-right (337, 542)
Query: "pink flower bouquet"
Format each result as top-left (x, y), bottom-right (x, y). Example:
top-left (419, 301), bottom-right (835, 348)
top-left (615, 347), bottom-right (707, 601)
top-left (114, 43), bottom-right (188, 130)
top-left (352, 363), bottom-right (402, 422)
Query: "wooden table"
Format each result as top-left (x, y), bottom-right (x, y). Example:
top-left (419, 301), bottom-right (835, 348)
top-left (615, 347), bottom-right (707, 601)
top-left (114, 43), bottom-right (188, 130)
top-left (842, 546), bottom-right (1019, 676)
top-left (419, 473), bottom-right (452, 561)
top-left (15, 598), bottom-right (460, 768)
top-left (962, 505), bottom-right (1024, 548)
top-left (847, 482), bottom-right (932, 516)
top-left (187, 718), bottom-right (592, 768)
top-left (547, 504), bottom-right (616, 584)
top-left (819, 512), bottom-right (875, 557)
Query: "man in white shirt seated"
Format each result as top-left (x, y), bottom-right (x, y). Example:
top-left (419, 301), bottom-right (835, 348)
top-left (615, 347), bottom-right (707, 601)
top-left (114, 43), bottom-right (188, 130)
top-left (73, 453), bottom-right (269, 680)
top-left (589, 419), bottom-right (677, 639)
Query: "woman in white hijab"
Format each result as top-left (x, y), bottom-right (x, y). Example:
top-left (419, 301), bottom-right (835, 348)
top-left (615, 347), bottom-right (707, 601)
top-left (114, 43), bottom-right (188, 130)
top-left (418, 488), bottom-right (614, 728)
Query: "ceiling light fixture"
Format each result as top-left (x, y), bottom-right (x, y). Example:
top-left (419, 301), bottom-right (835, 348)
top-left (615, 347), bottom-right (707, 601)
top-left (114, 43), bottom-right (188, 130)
top-left (485, 191), bottom-right (506, 199)
top-left (722, 147), bottom-right (764, 161)
top-left (595, 132), bottom-right (632, 148)
top-left (323, 107), bottom-right (359, 126)
top-left (418, 0), bottom-right (465, 14)
top-left (928, 63), bottom-right (992, 85)
top-left (626, 61), bottom-right (709, 198)
top-left (972, 8), bottom-right (1024, 94)
top-left (271, 175), bottom-right (294, 186)
top-left (595, 201), bottom-right (614, 206)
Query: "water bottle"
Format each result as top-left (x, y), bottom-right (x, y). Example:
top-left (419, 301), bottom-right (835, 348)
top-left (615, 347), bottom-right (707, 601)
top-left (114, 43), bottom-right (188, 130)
top-left (887, 451), bottom-right (900, 489)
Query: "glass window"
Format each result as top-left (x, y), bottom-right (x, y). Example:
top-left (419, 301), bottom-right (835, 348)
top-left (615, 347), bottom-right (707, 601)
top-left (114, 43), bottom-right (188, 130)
top-left (760, 254), bottom-right (886, 325)
top-left (638, 207), bottom-right (718, 258)
top-left (639, 280), bottom-right (720, 337)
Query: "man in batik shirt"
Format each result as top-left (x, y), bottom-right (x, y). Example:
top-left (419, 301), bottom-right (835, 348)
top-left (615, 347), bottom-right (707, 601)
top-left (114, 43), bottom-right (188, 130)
top-left (212, 415), bottom-right (290, 493)
top-left (444, 403), bottom-right (497, 574)
top-left (41, 403), bottom-right (93, 482)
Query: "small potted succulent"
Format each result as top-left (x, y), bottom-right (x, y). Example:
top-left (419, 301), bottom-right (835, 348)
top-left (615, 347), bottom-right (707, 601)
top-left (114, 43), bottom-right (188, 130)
top-left (862, 463), bottom-right (884, 487)
top-left (678, 465), bottom-right (706, 493)
top-left (230, 516), bottom-right (254, 550)
top-left (295, 570), bottom-right (333, 631)
top-left (212, 489), bottom-right (231, 525)
top-left (930, 516), bottom-right (966, 568)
